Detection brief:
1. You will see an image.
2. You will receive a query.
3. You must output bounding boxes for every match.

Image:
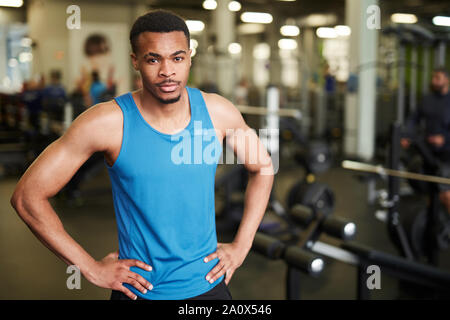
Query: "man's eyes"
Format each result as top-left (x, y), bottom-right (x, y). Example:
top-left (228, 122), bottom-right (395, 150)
top-left (146, 57), bottom-right (184, 63)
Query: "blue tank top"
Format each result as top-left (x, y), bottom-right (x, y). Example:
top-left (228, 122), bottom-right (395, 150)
top-left (107, 87), bottom-right (223, 300)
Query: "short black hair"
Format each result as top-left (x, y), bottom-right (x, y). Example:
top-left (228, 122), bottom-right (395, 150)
top-left (129, 10), bottom-right (190, 53)
top-left (433, 66), bottom-right (449, 79)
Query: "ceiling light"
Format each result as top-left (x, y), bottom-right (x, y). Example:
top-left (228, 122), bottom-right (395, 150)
top-left (20, 37), bottom-right (32, 47)
top-left (278, 38), bottom-right (297, 50)
top-left (241, 12), bottom-right (273, 24)
top-left (18, 52), bottom-right (33, 63)
top-left (280, 25), bottom-right (300, 37)
top-left (316, 27), bottom-right (337, 39)
top-left (228, 42), bottom-right (242, 55)
top-left (186, 20), bottom-right (205, 33)
top-left (202, 0), bottom-right (217, 10)
top-left (432, 16), bottom-right (450, 27)
top-left (391, 13), bottom-right (417, 24)
top-left (0, 0), bottom-right (23, 7)
top-left (228, 1), bottom-right (241, 12)
top-left (190, 39), bottom-right (199, 49)
top-left (334, 25), bottom-right (351, 36)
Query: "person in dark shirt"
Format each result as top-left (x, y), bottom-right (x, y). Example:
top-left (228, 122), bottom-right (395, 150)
top-left (42, 70), bottom-right (67, 122)
top-left (401, 67), bottom-right (450, 214)
top-left (22, 79), bottom-right (43, 133)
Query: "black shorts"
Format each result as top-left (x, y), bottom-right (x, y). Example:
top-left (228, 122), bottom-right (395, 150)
top-left (110, 279), bottom-right (232, 300)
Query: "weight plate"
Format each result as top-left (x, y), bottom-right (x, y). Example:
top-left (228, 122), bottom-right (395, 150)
top-left (287, 181), bottom-right (335, 216)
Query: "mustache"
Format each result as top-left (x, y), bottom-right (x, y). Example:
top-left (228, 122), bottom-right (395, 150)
top-left (156, 80), bottom-right (181, 86)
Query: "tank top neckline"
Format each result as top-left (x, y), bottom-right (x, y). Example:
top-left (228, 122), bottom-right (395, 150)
top-left (128, 86), bottom-right (195, 138)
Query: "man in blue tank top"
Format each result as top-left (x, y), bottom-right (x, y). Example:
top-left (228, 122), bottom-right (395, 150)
top-left (11, 10), bottom-right (274, 300)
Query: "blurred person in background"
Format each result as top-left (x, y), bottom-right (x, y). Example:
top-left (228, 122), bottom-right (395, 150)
top-left (42, 70), bottom-right (67, 122)
top-left (89, 70), bottom-right (107, 105)
top-left (21, 78), bottom-right (43, 133)
top-left (401, 67), bottom-right (450, 214)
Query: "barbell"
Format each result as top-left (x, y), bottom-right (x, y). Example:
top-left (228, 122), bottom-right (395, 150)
top-left (342, 160), bottom-right (450, 257)
top-left (342, 160), bottom-right (450, 185)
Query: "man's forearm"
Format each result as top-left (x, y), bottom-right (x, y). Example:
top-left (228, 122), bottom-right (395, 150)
top-left (232, 169), bottom-right (274, 252)
top-left (11, 196), bottom-right (99, 280)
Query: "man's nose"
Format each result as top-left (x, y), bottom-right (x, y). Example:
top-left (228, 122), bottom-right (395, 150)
top-left (159, 61), bottom-right (175, 77)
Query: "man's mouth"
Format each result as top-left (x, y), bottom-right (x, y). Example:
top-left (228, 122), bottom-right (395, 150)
top-left (157, 81), bottom-right (180, 93)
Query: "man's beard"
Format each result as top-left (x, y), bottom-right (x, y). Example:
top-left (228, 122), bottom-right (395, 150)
top-left (154, 94), bottom-right (181, 104)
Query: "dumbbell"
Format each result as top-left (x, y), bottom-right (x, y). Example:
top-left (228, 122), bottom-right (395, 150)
top-left (252, 232), bottom-right (324, 276)
top-left (289, 204), bottom-right (357, 241)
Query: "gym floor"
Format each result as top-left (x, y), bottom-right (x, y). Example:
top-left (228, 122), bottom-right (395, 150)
top-left (1, 157), bottom-right (450, 300)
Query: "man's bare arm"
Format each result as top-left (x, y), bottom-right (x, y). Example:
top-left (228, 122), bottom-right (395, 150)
top-left (222, 99), bottom-right (274, 252)
top-left (10, 102), bottom-right (152, 299)
top-left (203, 93), bottom-right (274, 285)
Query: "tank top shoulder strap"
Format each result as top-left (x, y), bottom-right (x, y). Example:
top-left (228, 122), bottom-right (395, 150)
top-left (114, 92), bottom-right (134, 114)
top-left (187, 87), bottom-right (208, 122)
top-left (187, 86), bottom-right (203, 105)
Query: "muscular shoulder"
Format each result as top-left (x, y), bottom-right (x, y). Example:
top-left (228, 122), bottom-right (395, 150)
top-left (201, 91), bottom-right (248, 133)
top-left (61, 99), bottom-right (123, 153)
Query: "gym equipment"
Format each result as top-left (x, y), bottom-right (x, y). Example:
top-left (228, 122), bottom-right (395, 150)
top-left (353, 24), bottom-right (450, 266)
top-left (341, 241), bottom-right (450, 299)
top-left (215, 164), bottom-right (303, 237)
top-left (342, 160), bottom-right (450, 186)
top-left (286, 179), bottom-right (335, 216)
top-left (399, 199), bottom-right (450, 258)
top-left (382, 24), bottom-right (435, 124)
top-left (434, 32), bottom-right (450, 68)
top-left (216, 86), bottom-right (333, 234)
top-left (280, 117), bottom-right (332, 174)
top-left (342, 125), bottom-right (450, 264)
top-left (252, 202), bottom-right (357, 299)
top-left (236, 104), bottom-right (301, 119)
top-left (253, 203), bottom-right (450, 299)
top-left (406, 155), bottom-right (432, 194)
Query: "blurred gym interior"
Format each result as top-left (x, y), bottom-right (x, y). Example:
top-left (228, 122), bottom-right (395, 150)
top-left (1, 0), bottom-right (450, 300)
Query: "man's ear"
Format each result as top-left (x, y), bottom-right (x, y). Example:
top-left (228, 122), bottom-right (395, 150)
top-left (130, 52), bottom-right (138, 70)
top-left (189, 49), bottom-right (192, 67)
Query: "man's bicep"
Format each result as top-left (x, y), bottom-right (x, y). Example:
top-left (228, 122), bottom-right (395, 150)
top-left (225, 120), bottom-right (272, 174)
top-left (208, 93), bottom-right (272, 172)
top-left (25, 138), bottom-right (95, 198)
top-left (15, 112), bottom-right (106, 199)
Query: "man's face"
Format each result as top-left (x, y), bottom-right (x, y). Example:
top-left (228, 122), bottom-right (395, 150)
top-left (131, 31), bottom-right (191, 104)
top-left (431, 71), bottom-right (449, 94)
